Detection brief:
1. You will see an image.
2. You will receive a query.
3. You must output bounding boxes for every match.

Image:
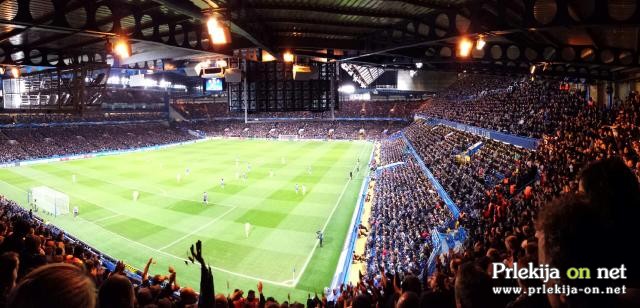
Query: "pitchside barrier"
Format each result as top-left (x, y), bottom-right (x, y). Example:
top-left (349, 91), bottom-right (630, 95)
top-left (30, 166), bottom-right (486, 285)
top-left (330, 146), bottom-right (375, 292)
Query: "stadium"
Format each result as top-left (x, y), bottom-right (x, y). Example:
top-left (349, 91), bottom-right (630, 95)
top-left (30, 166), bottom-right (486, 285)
top-left (0, 0), bottom-right (639, 308)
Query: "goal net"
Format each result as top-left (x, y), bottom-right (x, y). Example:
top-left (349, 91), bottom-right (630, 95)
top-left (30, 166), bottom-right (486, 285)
top-left (278, 134), bottom-right (299, 141)
top-left (29, 186), bottom-right (70, 216)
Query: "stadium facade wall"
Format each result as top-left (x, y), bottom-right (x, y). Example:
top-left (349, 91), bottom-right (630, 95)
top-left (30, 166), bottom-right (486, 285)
top-left (415, 115), bottom-right (540, 149)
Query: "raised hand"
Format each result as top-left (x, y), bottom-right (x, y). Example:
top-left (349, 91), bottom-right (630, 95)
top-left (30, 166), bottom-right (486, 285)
top-left (190, 240), bottom-right (205, 265)
top-left (192, 240), bottom-right (214, 308)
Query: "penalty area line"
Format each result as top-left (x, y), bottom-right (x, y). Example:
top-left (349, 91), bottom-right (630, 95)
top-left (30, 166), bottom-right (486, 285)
top-left (74, 215), bottom-right (296, 288)
top-left (0, 180), bottom-right (295, 288)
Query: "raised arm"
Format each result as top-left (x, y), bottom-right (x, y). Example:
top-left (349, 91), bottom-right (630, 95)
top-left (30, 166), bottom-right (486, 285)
top-left (191, 240), bottom-right (214, 308)
top-left (258, 281), bottom-right (265, 308)
top-left (141, 257), bottom-right (153, 283)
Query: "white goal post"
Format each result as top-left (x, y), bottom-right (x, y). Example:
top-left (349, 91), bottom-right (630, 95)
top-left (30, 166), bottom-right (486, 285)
top-left (278, 134), bottom-right (299, 141)
top-left (29, 186), bottom-right (70, 216)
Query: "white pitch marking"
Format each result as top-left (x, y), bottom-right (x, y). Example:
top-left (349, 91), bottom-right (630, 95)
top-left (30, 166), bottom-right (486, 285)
top-left (91, 213), bottom-right (122, 223)
top-left (157, 206), bottom-right (236, 251)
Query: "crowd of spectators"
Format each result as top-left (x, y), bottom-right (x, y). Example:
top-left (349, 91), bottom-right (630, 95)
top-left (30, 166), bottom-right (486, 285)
top-left (0, 123), bottom-right (195, 163)
top-left (334, 101), bottom-right (423, 119)
top-left (404, 121), bottom-right (533, 212)
top-left (0, 112), bottom-right (167, 125)
top-left (342, 83), bottom-right (640, 308)
top-left (419, 75), bottom-right (587, 138)
top-left (367, 138), bottom-right (453, 279)
top-left (171, 103), bottom-right (231, 119)
top-left (170, 100), bottom-right (422, 120)
top-left (186, 120), bottom-right (407, 140)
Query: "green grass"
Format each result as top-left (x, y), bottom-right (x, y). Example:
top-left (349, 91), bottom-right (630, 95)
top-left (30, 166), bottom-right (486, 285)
top-left (0, 139), bottom-right (373, 301)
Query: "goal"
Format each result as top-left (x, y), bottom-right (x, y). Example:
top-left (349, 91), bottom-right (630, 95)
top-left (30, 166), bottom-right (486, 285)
top-left (29, 186), bottom-right (70, 216)
top-left (278, 134), bottom-right (299, 141)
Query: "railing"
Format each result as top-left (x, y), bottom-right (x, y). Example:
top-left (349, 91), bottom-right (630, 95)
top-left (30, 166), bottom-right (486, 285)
top-left (401, 133), bottom-right (461, 218)
top-left (415, 116), bottom-right (540, 150)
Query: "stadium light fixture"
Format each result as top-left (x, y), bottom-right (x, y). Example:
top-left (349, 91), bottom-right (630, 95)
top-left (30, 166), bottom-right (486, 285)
top-left (113, 38), bottom-right (131, 59)
top-left (261, 50), bottom-right (276, 62)
top-left (207, 17), bottom-right (230, 45)
top-left (283, 51), bottom-right (295, 63)
top-left (476, 36), bottom-right (486, 50)
top-left (338, 84), bottom-right (356, 94)
top-left (10, 67), bottom-right (20, 78)
top-left (458, 38), bottom-right (473, 58)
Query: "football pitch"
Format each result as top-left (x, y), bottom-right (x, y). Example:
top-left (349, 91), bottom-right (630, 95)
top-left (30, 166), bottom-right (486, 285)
top-left (0, 138), bottom-right (373, 300)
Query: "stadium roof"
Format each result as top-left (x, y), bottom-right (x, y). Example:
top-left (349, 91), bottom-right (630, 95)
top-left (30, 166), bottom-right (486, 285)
top-left (1, 0), bottom-right (640, 80)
